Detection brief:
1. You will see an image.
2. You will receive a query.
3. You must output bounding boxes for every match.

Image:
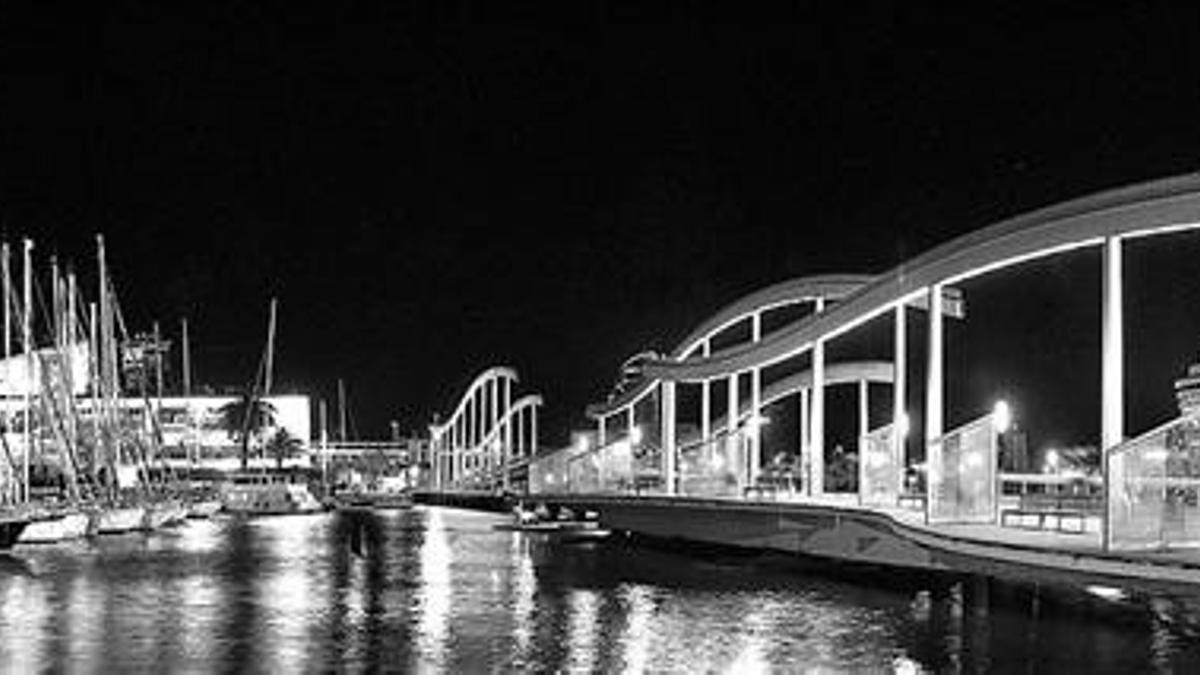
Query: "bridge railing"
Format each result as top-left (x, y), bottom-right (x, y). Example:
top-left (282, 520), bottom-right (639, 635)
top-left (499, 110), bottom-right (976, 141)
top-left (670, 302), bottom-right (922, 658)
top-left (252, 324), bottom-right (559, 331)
top-left (859, 423), bottom-right (901, 507)
top-left (1107, 414), bottom-right (1200, 551)
top-left (926, 413), bottom-right (999, 525)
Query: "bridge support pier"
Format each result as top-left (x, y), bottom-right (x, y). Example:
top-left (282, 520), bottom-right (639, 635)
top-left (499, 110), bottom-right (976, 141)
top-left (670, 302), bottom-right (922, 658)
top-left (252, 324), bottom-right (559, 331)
top-left (811, 340), bottom-right (825, 496)
top-left (727, 372), bottom-right (740, 491)
top-left (662, 380), bottom-right (677, 495)
top-left (1102, 235), bottom-right (1124, 451)
top-left (893, 303), bottom-right (907, 483)
top-left (926, 283), bottom-right (945, 484)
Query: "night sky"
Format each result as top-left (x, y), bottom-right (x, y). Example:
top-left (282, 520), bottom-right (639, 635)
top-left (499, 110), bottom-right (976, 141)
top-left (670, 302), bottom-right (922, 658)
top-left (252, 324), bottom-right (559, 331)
top-left (2, 4), bottom-right (1200, 447)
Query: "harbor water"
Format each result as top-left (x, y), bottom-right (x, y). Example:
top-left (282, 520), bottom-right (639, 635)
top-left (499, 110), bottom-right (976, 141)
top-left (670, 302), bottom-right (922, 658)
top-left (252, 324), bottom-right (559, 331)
top-left (2, 507), bottom-right (1199, 672)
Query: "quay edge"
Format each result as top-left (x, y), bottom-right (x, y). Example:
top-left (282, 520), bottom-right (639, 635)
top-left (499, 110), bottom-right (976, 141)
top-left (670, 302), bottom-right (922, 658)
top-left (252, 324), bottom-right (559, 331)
top-left (534, 494), bottom-right (1200, 598)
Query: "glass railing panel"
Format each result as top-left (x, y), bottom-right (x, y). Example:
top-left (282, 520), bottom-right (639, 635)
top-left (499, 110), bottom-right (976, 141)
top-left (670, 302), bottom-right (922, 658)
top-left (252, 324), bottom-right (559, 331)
top-left (926, 414), bottom-right (998, 525)
top-left (859, 423), bottom-right (901, 507)
top-left (1108, 415), bottom-right (1200, 551)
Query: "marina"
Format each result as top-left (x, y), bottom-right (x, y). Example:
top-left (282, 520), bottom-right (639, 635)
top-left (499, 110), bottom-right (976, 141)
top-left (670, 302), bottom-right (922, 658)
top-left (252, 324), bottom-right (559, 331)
top-left (3, 507), bottom-right (1198, 672)
top-left (5, 5), bottom-right (1200, 671)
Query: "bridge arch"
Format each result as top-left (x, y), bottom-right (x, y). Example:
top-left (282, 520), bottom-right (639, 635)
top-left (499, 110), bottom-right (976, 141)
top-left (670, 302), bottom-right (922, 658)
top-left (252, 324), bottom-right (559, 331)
top-left (428, 366), bottom-right (542, 491)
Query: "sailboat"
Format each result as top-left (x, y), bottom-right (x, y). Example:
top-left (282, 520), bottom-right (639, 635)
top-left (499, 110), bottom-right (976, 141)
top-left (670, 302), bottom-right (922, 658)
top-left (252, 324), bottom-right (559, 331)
top-left (2, 242), bottom-right (94, 544)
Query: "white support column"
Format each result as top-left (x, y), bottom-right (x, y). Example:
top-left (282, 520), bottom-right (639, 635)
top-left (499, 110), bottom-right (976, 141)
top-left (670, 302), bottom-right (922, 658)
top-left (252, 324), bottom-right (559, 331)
top-left (926, 283), bottom-right (945, 454)
top-left (727, 373), bottom-right (739, 435)
top-left (531, 406), bottom-right (538, 457)
top-left (811, 339), bottom-right (826, 496)
top-left (516, 406), bottom-right (525, 458)
top-left (893, 303), bottom-right (907, 472)
top-left (503, 378), bottom-right (513, 460)
top-left (466, 395), bottom-right (475, 452)
top-left (811, 298), bottom-right (826, 496)
top-left (662, 381), bottom-right (677, 495)
top-left (1102, 236), bottom-right (1124, 452)
top-left (749, 366), bottom-right (762, 485)
top-left (700, 340), bottom-right (711, 444)
top-left (450, 419), bottom-right (459, 486)
top-left (598, 414), bottom-right (607, 449)
top-left (859, 379), bottom-right (870, 440)
top-left (800, 387), bottom-right (810, 480)
top-left (488, 379), bottom-right (497, 474)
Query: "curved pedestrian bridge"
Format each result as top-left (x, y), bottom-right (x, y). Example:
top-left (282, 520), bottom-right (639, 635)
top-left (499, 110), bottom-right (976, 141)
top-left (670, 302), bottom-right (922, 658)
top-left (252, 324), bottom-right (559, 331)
top-left (431, 175), bottom-right (1200, 593)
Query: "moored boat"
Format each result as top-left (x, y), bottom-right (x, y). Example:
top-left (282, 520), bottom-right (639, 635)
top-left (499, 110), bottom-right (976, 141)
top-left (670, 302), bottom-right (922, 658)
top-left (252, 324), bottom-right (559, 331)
top-left (142, 499), bottom-right (188, 530)
top-left (18, 509), bottom-right (92, 544)
top-left (93, 505), bottom-right (148, 535)
top-left (186, 499), bottom-right (223, 519)
top-left (221, 472), bottom-right (325, 516)
top-left (337, 488), bottom-right (413, 510)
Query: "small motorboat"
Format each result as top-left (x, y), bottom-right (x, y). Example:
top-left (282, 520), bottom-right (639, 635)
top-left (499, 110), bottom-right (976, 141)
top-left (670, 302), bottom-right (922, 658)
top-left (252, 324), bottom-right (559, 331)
top-left (494, 503), bottom-right (610, 540)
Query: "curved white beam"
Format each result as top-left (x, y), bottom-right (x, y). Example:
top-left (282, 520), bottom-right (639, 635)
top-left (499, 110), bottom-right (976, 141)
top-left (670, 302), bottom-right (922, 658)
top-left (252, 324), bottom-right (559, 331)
top-left (644, 173), bottom-right (1200, 382)
top-left (430, 366), bottom-right (519, 439)
top-left (589, 275), bottom-right (874, 418)
top-left (673, 274), bottom-right (874, 358)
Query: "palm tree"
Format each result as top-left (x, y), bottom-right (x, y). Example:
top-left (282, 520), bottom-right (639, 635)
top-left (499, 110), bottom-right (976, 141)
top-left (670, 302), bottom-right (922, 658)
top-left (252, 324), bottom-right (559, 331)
top-left (265, 428), bottom-right (304, 470)
top-left (218, 391), bottom-right (277, 469)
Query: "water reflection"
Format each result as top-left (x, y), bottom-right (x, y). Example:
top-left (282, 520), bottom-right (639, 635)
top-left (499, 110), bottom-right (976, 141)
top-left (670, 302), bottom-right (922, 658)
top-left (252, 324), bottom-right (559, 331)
top-left (1, 508), bottom-right (1198, 672)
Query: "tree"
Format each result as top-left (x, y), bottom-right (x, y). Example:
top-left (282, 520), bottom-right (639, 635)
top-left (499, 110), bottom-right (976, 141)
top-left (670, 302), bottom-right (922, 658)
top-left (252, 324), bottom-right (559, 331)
top-left (265, 428), bottom-right (304, 470)
top-left (217, 392), bottom-right (277, 469)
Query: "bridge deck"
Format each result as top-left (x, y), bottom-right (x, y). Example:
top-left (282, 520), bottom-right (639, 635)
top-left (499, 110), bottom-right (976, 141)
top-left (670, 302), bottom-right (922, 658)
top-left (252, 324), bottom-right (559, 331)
top-left (531, 490), bottom-right (1200, 590)
top-left (759, 493), bottom-right (1200, 568)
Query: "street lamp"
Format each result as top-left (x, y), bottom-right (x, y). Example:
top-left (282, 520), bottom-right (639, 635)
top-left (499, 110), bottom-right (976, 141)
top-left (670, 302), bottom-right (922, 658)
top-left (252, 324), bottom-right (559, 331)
top-left (992, 400), bottom-right (1012, 434)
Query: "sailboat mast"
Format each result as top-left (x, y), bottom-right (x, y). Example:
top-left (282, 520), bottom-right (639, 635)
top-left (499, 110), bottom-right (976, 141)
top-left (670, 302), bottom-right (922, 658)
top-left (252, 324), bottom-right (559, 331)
top-left (181, 318), bottom-right (191, 397)
top-left (264, 297), bottom-right (277, 397)
top-left (2, 242), bottom-right (9, 361)
top-left (153, 321), bottom-right (163, 402)
top-left (338, 378), bottom-right (347, 443)
top-left (96, 234), bottom-right (118, 481)
top-left (182, 317), bottom-right (194, 467)
top-left (22, 238), bottom-right (33, 504)
top-left (89, 301), bottom-right (100, 483)
top-left (0, 243), bottom-right (8, 504)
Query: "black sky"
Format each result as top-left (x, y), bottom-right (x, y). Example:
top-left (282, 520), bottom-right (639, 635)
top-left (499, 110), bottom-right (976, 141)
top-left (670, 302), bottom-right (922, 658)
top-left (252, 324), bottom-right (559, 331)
top-left (1, 4), bottom-right (1199, 447)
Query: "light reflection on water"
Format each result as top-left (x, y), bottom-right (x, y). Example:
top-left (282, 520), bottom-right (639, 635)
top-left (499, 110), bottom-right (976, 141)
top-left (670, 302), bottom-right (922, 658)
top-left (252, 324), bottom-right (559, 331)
top-left (1, 506), bottom-right (1199, 672)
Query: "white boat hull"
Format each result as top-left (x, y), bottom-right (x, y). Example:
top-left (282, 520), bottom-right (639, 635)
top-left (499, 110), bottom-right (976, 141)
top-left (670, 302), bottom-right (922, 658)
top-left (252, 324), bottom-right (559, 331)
top-left (186, 500), bottom-right (223, 519)
top-left (142, 501), bottom-right (188, 530)
top-left (19, 512), bottom-right (92, 544)
top-left (93, 506), bottom-right (147, 534)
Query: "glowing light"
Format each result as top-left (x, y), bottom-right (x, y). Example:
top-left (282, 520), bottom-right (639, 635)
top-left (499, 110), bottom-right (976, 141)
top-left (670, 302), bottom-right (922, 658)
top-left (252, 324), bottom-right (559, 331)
top-left (992, 400), bottom-right (1012, 434)
top-left (745, 414), bottom-right (770, 432)
top-left (964, 450), bottom-right (983, 469)
top-left (576, 435), bottom-right (591, 454)
top-left (1143, 448), bottom-right (1169, 463)
top-left (629, 426), bottom-right (644, 446)
top-left (710, 452), bottom-right (725, 471)
top-left (1085, 585), bottom-right (1126, 602)
top-left (1044, 449), bottom-right (1060, 474)
top-left (897, 412), bottom-right (911, 438)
